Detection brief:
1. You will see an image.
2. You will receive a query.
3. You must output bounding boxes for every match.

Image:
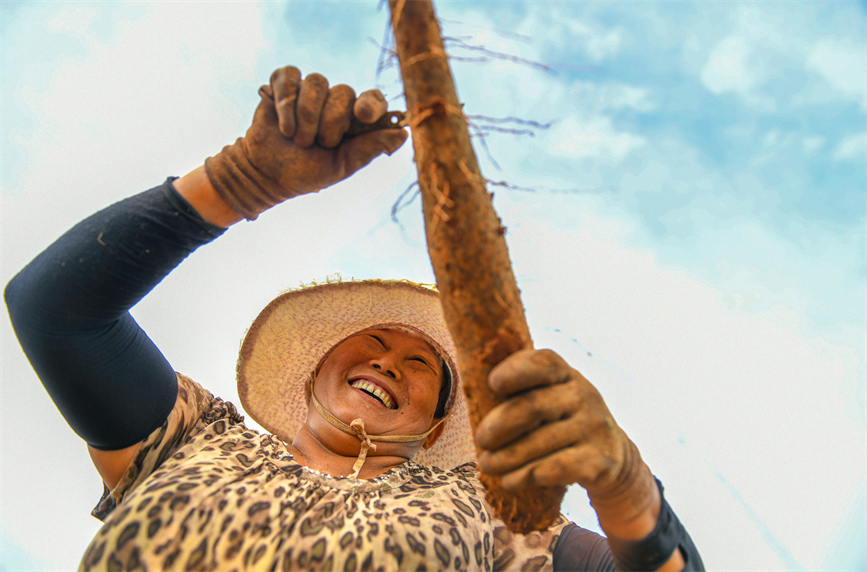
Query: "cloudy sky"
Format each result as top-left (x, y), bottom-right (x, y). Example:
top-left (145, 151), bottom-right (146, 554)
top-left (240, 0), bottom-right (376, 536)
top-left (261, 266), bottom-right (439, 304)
top-left (1, 1), bottom-right (864, 570)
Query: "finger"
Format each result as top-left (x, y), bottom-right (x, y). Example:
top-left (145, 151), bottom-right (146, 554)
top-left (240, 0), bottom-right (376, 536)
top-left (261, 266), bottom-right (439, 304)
top-left (252, 85), bottom-right (280, 131)
top-left (478, 417), bottom-right (582, 476)
top-left (488, 348), bottom-right (573, 397)
top-left (317, 84), bottom-right (356, 149)
top-left (475, 380), bottom-right (582, 450)
top-left (294, 73), bottom-right (329, 148)
top-left (332, 128), bottom-right (408, 180)
top-left (354, 89), bottom-right (388, 123)
top-left (270, 66), bottom-right (302, 137)
top-left (499, 445), bottom-right (618, 492)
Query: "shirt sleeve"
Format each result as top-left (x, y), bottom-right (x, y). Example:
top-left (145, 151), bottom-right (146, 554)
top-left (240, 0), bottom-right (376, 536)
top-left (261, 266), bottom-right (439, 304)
top-left (91, 373), bottom-right (244, 521)
top-left (553, 523), bottom-right (616, 571)
top-left (5, 179), bottom-right (225, 450)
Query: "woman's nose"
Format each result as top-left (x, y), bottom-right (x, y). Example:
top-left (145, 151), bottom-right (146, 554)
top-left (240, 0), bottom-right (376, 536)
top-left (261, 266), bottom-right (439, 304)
top-left (372, 360), bottom-right (398, 379)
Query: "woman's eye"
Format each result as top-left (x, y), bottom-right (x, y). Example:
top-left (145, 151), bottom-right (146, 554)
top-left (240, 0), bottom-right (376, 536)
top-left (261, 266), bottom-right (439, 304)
top-left (409, 357), bottom-right (437, 374)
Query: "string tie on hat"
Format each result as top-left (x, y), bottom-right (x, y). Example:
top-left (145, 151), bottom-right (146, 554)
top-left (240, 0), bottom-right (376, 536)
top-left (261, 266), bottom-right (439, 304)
top-left (310, 391), bottom-right (446, 479)
top-left (348, 419), bottom-right (376, 478)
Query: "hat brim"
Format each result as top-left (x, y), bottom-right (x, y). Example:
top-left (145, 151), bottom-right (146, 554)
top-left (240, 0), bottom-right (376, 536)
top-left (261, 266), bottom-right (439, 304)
top-left (237, 279), bottom-right (476, 469)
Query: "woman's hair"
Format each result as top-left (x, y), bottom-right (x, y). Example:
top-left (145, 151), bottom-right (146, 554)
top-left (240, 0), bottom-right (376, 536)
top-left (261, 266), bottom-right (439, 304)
top-left (434, 358), bottom-right (452, 419)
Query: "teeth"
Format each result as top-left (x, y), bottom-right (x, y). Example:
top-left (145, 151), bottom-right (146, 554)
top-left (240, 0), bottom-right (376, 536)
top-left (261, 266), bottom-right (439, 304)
top-left (350, 380), bottom-right (395, 409)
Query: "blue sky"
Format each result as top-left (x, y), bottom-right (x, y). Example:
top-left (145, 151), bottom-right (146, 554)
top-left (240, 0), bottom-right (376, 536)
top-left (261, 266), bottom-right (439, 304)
top-left (1, 1), bottom-right (864, 570)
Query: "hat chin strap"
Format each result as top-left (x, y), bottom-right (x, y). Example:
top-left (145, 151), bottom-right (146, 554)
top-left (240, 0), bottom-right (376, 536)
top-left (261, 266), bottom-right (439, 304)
top-left (310, 391), bottom-right (447, 479)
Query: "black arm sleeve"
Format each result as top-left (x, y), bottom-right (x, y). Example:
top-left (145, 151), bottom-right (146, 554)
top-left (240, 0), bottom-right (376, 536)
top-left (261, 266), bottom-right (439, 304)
top-left (553, 479), bottom-right (704, 571)
top-left (4, 179), bottom-right (225, 450)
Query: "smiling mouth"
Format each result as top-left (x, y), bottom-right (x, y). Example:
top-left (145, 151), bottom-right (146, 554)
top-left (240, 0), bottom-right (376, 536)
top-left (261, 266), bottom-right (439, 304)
top-left (349, 379), bottom-right (396, 409)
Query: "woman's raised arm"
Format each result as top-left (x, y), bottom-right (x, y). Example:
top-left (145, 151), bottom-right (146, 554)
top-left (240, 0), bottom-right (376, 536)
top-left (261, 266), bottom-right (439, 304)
top-left (5, 66), bottom-right (407, 487)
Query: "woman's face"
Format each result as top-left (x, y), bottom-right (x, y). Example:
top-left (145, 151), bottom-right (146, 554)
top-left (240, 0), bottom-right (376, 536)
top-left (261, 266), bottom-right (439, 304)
top-left (312, 328), bottom-right (444, 437)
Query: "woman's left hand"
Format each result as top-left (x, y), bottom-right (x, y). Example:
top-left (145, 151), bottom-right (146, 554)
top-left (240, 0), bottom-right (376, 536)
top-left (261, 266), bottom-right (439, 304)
top-left (476, 350), bottom-right (685, 569)
top-left (475, 348), bottom-right (633, 496)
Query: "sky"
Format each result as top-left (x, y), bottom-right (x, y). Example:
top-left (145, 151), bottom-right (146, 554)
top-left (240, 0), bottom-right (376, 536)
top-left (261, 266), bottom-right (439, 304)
top-left (1, 1), bottom-right (864, 570)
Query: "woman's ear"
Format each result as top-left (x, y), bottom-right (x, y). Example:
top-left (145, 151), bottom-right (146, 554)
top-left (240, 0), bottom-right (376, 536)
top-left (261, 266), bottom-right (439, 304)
top-left (422, 421), bottom-right (446, 450)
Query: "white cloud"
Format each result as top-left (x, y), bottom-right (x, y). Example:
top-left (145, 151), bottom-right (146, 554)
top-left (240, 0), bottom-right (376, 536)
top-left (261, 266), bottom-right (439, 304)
top-left (832, 133), bottom-right (866, 162)
top-left (701, 35), bottom-right (756, 97)
top-left (807, 39), bottom-right (867, 111)
top-left (802, 136), bottom-right (825, 155)
top-left (564, 20), bottom-right (623, 63)
top-left (697, 6), bottom-right (865, 115)
top-left (762, 129), bottom-right (785, 148)
top-left (506, 3), bottom-right (623, 64)
top-left (757, 130), bottom-right (830, 161)
top-left (602, 84), bottom-right (654, 112)
top-left (9, 1), bottom-right (270, 214)
top-left (570, 81), bottom-right (656, 113)
top-left (546, 115), bottom-right (644, 161)
top-left (46, 5), bottom-right (100, 33)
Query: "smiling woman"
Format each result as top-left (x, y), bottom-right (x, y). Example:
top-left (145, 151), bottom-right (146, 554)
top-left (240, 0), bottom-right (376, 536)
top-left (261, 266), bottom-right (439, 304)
top-left (4, 65), bottom-right (702, 570)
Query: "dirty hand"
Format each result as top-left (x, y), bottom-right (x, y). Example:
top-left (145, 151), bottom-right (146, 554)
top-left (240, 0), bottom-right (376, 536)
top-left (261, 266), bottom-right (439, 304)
top-left (204, 66), bottom-right (408, 220)
top-left (476, 349), bottom-right (657, 521)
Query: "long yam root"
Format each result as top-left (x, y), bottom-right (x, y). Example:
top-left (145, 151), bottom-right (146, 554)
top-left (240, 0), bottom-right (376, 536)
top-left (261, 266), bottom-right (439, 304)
top-left (388, 0), bottom-right (566, 533)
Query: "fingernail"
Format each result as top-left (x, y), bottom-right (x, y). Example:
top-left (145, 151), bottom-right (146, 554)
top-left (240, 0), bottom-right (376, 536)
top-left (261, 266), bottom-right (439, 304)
top-left (354, 103), bottom-right (377, 124)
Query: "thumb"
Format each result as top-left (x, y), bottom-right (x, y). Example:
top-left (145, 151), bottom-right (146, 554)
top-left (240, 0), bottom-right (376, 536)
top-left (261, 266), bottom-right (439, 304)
top-left (337, 128), bottom-right (409, 176)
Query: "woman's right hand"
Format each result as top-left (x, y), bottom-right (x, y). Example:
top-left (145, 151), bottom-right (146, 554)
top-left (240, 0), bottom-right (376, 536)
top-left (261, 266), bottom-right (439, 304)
top-left (203, 66), bottom-right (409, 220)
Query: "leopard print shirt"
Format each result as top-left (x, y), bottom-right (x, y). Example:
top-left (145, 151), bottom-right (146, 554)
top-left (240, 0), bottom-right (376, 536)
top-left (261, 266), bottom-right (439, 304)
top-left (81, 374), bottom-right (570, 571)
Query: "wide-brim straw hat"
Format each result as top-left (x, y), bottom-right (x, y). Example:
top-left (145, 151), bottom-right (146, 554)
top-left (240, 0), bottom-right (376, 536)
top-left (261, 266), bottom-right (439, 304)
top-left (237, 279), bottom-right (476, 470)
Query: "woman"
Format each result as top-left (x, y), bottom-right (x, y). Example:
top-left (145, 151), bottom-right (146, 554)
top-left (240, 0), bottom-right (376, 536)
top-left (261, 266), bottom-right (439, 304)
top-left (6, 66), bottom-right (702, 571)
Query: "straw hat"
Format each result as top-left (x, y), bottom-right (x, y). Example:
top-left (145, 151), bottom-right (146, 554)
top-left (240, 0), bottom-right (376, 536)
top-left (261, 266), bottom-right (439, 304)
top-left (237, 279), bottom-right (477, 469)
